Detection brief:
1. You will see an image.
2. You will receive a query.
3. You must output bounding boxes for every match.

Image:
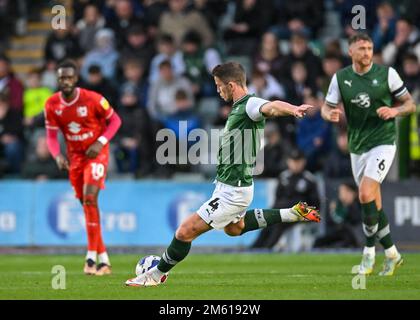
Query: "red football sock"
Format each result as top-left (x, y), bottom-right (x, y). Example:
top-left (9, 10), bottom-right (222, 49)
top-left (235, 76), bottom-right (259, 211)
top-left (97, 222), bottom-right (107, 254)
top-left (83, 195), bottom-right (100, 252)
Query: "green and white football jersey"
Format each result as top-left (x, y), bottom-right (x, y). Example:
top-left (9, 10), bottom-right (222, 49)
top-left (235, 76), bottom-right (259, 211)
top-left (326, 63), bottom-right (407, 154)
top-left (216, 94), bottom-right (267, 187)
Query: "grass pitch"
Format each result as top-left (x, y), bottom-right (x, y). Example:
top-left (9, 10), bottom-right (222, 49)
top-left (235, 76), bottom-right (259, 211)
top-left (0, 253), bottom-right (419, 300)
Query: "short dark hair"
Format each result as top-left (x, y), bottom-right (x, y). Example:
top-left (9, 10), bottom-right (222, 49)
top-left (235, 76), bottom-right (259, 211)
top-left (211, 62), bottom-right (246, 86)
top-left (159, 60), bottom-right (172, 69)
top-left (159, 34), bottom-right (174, 44)
top-left (403, 52), bottom-right (418, 63)
top-left (88, 64), bottom-right (102, 74)
top-left (348, 33), bottom-right (373, 45)
top-left (56, 59), bottom-right (78, 72)
top-left (182, 30), bottom-right (202, 46)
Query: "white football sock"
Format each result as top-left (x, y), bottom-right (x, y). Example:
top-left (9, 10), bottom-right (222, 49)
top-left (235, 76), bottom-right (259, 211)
top-left (98, 252), bottom-right (110, 265)
top-left (86, 251), bottom-right (97, 262)
top-left (280, 208), bottom-right (299, 222)
top-left (384, 245), bottom-right (399, 259)
top-left (363, 246), bottom-right (375, 257)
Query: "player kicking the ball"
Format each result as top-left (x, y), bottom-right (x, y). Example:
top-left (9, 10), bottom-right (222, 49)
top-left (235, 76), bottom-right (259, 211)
top-left (126, 61), bottom-right (321, 287)
top-left (322, 33), bottom-right (416, 276)
top-left (45, 60), bottom-right (121, 276)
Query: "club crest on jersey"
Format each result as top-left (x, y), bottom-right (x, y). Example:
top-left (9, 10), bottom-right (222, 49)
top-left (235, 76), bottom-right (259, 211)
top-left (77, 106), bottom-right (88, 117)
top-left (55, 109), bottom-right (63, 116)
top-left (351, 92), bottom-right (371, 108)
top-left (372, 79), bottom-right (379, 86)
top-left (68, 121), bottom-right (81, 134)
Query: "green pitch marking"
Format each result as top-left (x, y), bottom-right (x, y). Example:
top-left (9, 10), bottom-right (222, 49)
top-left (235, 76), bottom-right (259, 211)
top-left (0, 253), bottom-right (419, 299)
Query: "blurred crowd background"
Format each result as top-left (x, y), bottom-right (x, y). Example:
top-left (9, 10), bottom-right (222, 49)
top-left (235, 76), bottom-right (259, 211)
top-left (0, 0), bottom-right (419, 250)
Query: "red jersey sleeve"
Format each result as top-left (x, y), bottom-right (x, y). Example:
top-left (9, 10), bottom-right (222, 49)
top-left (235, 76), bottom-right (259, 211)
top-left (44, 99), bottom-right (59, 130)
top-left (90, 91), bottom-right (114, 120)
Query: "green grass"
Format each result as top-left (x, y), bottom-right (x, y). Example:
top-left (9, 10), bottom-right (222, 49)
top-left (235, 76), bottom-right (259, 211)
top-left (0, 253), bottom-right (419, 300)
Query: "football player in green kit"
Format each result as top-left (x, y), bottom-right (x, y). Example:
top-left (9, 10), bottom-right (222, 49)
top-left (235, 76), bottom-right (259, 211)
top-left (126, 61), bottom-right (321, 287)
top-left (322, 33), bottom-right (416, 276)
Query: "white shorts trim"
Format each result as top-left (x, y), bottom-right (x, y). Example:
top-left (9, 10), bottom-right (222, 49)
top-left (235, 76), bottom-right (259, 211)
top-left (350, 144), bottom-right (396, 186)
top-left (197, 181), bottom-right (254, 230)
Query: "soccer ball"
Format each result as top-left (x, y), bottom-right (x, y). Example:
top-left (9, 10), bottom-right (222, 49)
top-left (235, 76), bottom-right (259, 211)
top-left (135, 255), bottom-right (161, 276)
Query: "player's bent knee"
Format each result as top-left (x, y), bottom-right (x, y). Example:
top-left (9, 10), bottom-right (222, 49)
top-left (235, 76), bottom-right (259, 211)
top-left (83, 194), bottom-right (98, 207)
top-left (224, 225), bottom-right (242, 237)
top-left (359, 189), bottom-right (375, 203)
top-left (175, 227), bottom-right (195, 242)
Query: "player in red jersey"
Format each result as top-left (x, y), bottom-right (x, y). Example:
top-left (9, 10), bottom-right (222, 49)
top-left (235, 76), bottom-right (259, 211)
top-left (44, 60), bottom-right (121, 276)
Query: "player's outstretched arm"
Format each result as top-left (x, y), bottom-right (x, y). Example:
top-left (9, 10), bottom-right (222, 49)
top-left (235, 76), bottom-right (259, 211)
top-left (377, 92), bottom-right (416, 120)
top-left (260, 100), bottom-right (313, 118)
top-left (321, 103), bottom-right (342, 122)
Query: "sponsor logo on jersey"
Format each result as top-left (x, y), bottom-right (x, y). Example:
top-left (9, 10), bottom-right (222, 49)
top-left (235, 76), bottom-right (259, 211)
top-left (351, 92), bottom-right (371, 108)
top-left (68, 121), bottom-right (81, 134)
top-left (344, 80), bottom-right (352, 87)
top-left (65, 131), bottom-right (94, 141)
top-left (77, 106), bottom-right (88, 117)
top-left (100, 97), bottom-right (110, 110)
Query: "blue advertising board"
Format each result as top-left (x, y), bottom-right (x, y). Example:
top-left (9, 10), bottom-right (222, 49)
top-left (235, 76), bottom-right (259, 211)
top-left (0, 180), bottom-right (268, 246)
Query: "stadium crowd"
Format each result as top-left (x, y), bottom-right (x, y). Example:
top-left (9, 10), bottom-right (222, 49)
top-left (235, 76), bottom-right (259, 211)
top-left (0, 0), bottom-right (419, 183)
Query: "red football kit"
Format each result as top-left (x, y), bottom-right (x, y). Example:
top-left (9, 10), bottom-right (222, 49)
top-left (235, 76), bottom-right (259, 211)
top-left (44, 87), bottom-right (115, 199)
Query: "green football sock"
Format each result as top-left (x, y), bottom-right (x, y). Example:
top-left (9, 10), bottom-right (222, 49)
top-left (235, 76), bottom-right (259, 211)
top-left (361, 201), bottom-right (379, 247)
top-left (377, 209), bottom-right (394, 249)
top-left (240, 209), bottom-right (282, 235)
top-left (157, 236), bottom-right (191, 273)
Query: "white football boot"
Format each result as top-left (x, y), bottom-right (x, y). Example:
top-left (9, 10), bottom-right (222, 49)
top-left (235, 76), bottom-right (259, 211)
top-left (125, 268), bottom-right (168, 287)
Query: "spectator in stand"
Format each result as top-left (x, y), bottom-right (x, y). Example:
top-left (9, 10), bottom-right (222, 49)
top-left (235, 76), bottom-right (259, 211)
top-left (141, 0), bottom-right (168, 38)
top-left (180, 30), bottom-right (221, 97)
top-left (105, 0), bottom-right (146, 50)
top-left (286, 61), bottom-right (317, 106)
top-left (23, 69), bottom-right (52, 131)
top-left (74, 3), bottom-right (106, 53)
top-left (248, 69), bottom-right (286, 101)
top-left (0, 55), bottom-right (24, 113)
top-left (40, 60), bottom-right (58, 91)
top-left (22, 135), bottom-right (66, 180)
top-left (81, 28), bottom-right (119, 82)
top-left (401, 53), bottom-right (420, 98)
top-left (271, 0), bottom-right (324, 39)
top-left (120, 24), bottom-right (156, 77)
top-left (73, 0), bottom-right (106, 24)
top-left (253, 32), bottom-right (286, 81)
top-left (115, 82), bottom-right (154, 176)
top-left (149, 34), bottom-right (185, 84)
top-left (44, 23), bottom-right (81, 63)
top-left (319, 53), bottom-right (343, 96)
top-left (147, 60), bottom-right (193, 122)
top-left (296, 89), bottom-right (331, 172)
top-left (121, 59), bottom-right (149, 109)
top-left (0, 92), bottom-right (24, 174)
top-left (323, 131), bottom-right (352, 179)
top-left (257, 122), bottom-right (289, 178)
top-left (81, 65), bottom-right (118, 108)
top-left (192, 0), bottom-right (227, 33)
top-left (382, 17), bottom-right (420, 71)
top-left (223, 0), bottom-right (274, 56)
top-left (163, 89), bottom-right (201, 142)
top-left (372, 2), bottom-right (397, 52)
top-left (314, 182), bottom-right (362, 249)
top-left (158, 0), bottom-right (214, 47)
top-left (280, 32), bottom-right (323, 85)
